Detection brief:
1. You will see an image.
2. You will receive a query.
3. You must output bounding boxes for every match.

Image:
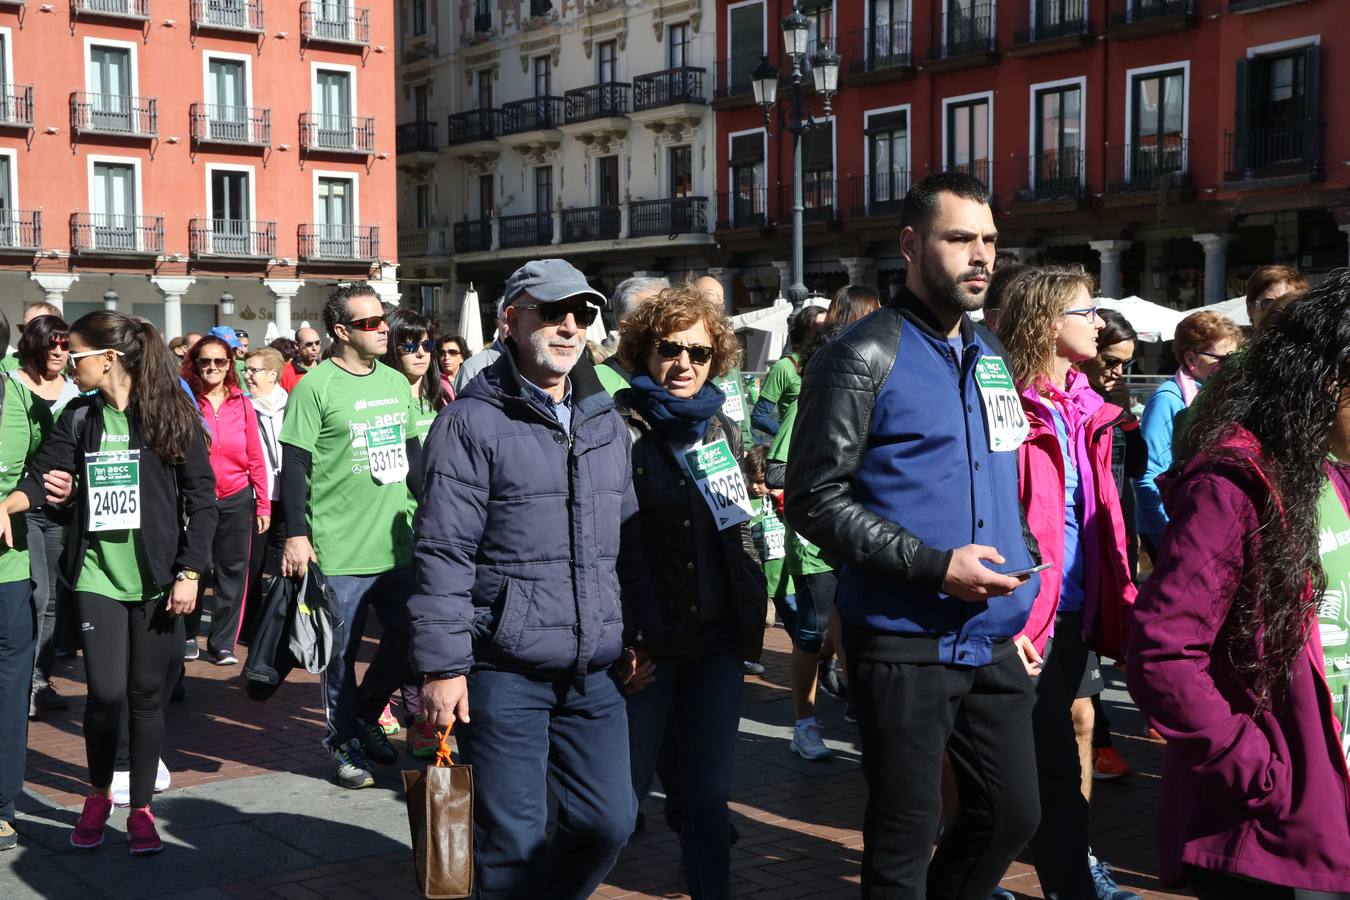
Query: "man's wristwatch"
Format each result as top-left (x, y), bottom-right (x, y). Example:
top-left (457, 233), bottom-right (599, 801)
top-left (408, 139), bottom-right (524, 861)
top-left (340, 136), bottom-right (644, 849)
top-left (175, 569), bottom-right (200, 582)
top-left (423, 671), bottom-right (466, 683)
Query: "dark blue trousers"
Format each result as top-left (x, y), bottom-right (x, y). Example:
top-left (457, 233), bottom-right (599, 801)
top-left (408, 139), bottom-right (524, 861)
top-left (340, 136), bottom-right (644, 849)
top-left (457, 668), bottom-right (636, 900)
top-left (0, 579), bottom-right (35, 822)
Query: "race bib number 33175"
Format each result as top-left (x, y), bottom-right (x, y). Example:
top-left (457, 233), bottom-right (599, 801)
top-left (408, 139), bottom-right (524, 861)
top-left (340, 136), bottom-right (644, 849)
top-left (366, 423), bottom-right (410, 485)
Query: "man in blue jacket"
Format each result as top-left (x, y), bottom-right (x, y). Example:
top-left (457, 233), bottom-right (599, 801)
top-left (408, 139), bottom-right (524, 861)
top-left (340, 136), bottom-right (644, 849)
top-left (410, 259), bottom-right (655, 900)
top-left (785, 172), bottom-right (1044, 899)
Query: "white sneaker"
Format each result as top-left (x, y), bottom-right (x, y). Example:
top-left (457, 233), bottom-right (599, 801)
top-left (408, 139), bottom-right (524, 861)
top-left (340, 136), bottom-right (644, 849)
top-left (154, 758), bottom-right (170, 793)
top-left (789, 723), bottom-right (832, 760)
top-left (110, 770), bottom-right (130, 807)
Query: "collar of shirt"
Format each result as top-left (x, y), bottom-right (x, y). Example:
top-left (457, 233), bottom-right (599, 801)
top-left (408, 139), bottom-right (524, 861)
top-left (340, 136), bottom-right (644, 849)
top-left (519, 372), bottom-right (572, 420)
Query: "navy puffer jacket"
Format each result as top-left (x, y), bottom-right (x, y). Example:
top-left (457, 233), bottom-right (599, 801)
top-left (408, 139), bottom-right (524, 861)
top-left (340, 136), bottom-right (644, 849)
top-left (408, 345), bottom-right (656, 679)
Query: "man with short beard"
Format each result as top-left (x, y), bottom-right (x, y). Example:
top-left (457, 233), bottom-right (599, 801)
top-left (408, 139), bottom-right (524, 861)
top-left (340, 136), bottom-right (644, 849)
top-left (410, 259), bottom-right (656, 899)
top-left (785, 172), bottom-right (1044, 899)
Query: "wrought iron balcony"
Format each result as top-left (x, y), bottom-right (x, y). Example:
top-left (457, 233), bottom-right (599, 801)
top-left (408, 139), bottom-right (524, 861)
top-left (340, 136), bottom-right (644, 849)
top-left (474, 11), bottom-right (491, 32)
top-left (501, 97), bottom-right (565, 135)
top-left (1013, 0), bottom-right (1091, 47)
top-left (560, 206), bottom-right (620, 243)
top-left (300, 1), bottom-right (369, 45)
top-left (0, 209), bottom-right (41, 252)
top-left (297, 224), bottom-right (379, 262)
top-left (190, 103), bottom-right (271, 146)
top-left (565, 83), bottom-right (630, 124)
top-left (942, 158), bottom-right (991, 189)
top-left (777, 181), bottom-right (838, 225)
top-left (1225, 124), bottom-right (1324, 182)
top-left (189, 218), bottom-right (277, 258)
top-left (499, 212), bottom-right (552, 248)
top-left (396, 121), bottom-right (438, 154)
top-left (191, 0), bottom-right (263, 32)
top-left (1107, 0), bottom-right (1197, 35)
top-left (1012, 150), bottom-right (1085, 201)
top-left (633, 67), bottom-right (706, 111)
top-left (398, 227), bottom-right (453, 258)
top-left (447, 109), bottom-right (503, 145)
top-left (71, 212), bottom-right (164, 256)
top-left (0, 85), bottom-right (33, 129)
top-left (929, 2), bottom-right (996, 60)
top-left (453, 218), bottom-right (491, 253)
top-left (70, 92), bottom-right (157, 138)
top-left (72, 0), bottom-right (149, 21)
top-left (300, 113), bottom-right (376, 155)
top-left (1106, 140), bottom-right (1190, 191)
top-left (844, 21), bottom-right (913, 74)
top-left (847, 172), bottom-right (910, 218)
top-left (630, 196), bottom-right (706, 238)
top-left (715, 189), bottom-right (770, 230)
top-left (715, 53), bottom-right (770, 99)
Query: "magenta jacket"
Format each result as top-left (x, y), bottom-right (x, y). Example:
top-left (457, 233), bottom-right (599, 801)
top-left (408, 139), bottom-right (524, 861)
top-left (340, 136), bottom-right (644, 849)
top-left (196, 384), bottom-right (271, 516)
top-left (1014, 369), bottom-right (1137, 659)
top-left (1127, 427), bottom-right (1350, 892)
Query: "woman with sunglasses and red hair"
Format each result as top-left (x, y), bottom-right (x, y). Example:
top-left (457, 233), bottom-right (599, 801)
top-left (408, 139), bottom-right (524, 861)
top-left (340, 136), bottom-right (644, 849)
top-left (615, 282), bottom-right (768, 899)
top-left (181, 335), bottom-right (270, 666)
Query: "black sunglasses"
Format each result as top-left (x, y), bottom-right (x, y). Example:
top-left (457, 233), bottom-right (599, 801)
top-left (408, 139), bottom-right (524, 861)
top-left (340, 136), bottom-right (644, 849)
top-left (656, 339), bottom-right (714, 366)
top-left (399, 339), bottom-right (436, 355)
top-left (514, 303), bottom-right (599, 328)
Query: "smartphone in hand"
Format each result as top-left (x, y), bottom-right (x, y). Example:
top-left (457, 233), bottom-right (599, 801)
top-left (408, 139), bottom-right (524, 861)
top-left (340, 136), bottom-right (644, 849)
top-left (1005, 562), bottom-right (1051, 580)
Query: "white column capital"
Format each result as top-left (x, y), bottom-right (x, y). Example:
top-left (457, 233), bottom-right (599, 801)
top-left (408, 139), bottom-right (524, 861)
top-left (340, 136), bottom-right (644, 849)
top-left (1090, 242), bottom-right (1129, 300)
top-left (1193, 233), bottom-right (1235, 304)
top-left (368, 279), bottom-right (403, 307)
top-left (150, 275), bottom-right (196, 298)
top-left (150, 277), bottom-right (194, 339)
top-left (263, 278), bottom-right (306, 301)
top-left (29, 273), bottom-right (79, 308)
top-left (838, 256), bottom-right (876, 284)
top-left (1191, 232), bottom-right (1236, 252)
top-left (1088, 239), bottom-right (1131, 257)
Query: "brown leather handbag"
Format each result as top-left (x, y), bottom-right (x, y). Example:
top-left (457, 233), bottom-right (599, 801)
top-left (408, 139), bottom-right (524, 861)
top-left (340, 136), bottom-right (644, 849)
top-left (403, 727), bottom-right (474, 898)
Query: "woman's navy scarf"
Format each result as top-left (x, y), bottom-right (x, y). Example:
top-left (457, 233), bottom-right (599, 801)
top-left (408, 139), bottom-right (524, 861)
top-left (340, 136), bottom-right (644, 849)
top-left (627, 372), bottom-right (726, 445)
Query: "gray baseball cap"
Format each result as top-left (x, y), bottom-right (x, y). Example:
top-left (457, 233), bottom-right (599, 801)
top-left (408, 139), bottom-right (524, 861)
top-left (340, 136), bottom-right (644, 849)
top-left (504, 259), bottom-right (606, 308)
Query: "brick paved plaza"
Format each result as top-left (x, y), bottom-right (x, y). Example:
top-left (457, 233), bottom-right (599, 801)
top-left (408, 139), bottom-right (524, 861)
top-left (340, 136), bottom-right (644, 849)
top-left (4, 623), bottom-right (1191, 899)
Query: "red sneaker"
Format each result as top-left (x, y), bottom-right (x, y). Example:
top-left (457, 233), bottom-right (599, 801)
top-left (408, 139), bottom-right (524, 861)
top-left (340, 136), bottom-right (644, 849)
top-left (70, 793), bottom-right (112, 849)
top-left (127, 807), bottom-right (163, 856)
top-left (1092, 747), bottom-right (1134, 780)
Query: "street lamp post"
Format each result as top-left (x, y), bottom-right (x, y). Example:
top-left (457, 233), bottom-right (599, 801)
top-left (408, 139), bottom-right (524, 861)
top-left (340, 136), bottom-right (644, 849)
top-left (753, 4), bottom-right (840, 312)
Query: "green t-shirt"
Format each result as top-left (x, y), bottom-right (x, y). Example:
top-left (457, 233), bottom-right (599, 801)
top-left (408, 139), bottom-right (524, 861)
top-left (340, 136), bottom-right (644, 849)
top-left (0, 354), bottom-right (18, 374)
top-left (595, 361), bottom-right (630, 398)
top-left (750, 496), bottom-right (793, 600)
top-left (760, 354), bottom-right (801, 422)
top-left (1316, 472), bottom-right (1350, 741)
top-left (767, 400), bottom-right (831, 576)
top-left (279, 359), bottom-right (415, 575)
top-left (76, 406), bottom-right (164, 602)
top-left (0, 380), bottom-right (43, 584)
top-left (713, 367), bottom-right (753, 448)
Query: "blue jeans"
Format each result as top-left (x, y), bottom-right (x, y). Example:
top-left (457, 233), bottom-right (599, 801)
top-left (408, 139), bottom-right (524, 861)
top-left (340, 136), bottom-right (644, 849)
top-left (792, 570), bottom-right (837, 654)
top-left (627, 621), bottom-right (744, 900)
top-left (0, 579), bottom-right (34, 821)
top-left (457, 668), bottom-right (636, 900)
top-left (321, 566), bottom-right (413, 750)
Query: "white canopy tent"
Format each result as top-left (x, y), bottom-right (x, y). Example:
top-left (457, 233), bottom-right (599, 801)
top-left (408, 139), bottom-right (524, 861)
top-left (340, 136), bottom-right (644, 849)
top-left (730, 295), bottom-right (831, 372)
top-left (1203, 295), bottom-right (1251, 328)
top-left (1093, 296), bottom-right (1191, 342)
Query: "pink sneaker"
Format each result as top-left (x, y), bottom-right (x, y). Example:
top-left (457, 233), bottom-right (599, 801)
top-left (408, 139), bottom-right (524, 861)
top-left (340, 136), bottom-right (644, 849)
top-left (70, 793), bottom-right (112, 849)
top-left (127, 807), bottom-right (163, 856)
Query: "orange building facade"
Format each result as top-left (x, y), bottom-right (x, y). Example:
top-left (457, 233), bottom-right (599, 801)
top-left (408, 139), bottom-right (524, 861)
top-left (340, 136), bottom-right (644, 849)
top-left (0, 0), bottom-right (400, 339)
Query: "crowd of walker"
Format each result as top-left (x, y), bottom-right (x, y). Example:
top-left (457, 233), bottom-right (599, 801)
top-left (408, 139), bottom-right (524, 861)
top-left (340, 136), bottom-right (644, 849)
top-left (0, 172), bottom-right (1347, 900)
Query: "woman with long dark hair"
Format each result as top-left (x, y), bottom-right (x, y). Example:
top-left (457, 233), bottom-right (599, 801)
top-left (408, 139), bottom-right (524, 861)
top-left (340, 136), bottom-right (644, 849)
top-left (12, 315), bottom-right (79, 717)
top-left (824, 284), bottom-right (880, 328)
top-left (437, 334), bottom-right (469, 402)
top-left (181, 335), bottom-right (269, 666)
top-left (0, 311), bottom-right (216, 855)
top-left (1128, 271), bottom-right (1350, 899)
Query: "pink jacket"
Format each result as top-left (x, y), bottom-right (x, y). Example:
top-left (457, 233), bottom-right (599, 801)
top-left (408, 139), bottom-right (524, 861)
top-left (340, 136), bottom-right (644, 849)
top-left (197, 384), bottom-right (271, 515)
top-left (1014, 369), bottom-right (1137, 659)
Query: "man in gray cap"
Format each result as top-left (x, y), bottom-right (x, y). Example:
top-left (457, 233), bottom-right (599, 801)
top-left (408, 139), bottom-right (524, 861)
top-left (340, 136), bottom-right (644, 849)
top-left (409, 259), bottom-right (659, 899)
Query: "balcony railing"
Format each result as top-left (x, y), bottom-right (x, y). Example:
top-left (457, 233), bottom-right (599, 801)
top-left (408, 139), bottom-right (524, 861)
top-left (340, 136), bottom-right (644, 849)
top-left (499, 211), bottom-right (552, 248)
top-left (474, 11), bottom-right (491, 32)
top-left (1225, 124), bottom-right (1324, 181)
top-left (778, 181), bottom-right (838, 224)
top-left (501, 96), bottom-right (565, 134)
top-left (190, 103), bottom-right (270, 146)
top-left (447, 109), bottom-right (503, 144)
top-left (70, 92), bottom-right (157, 138)
top-left (454, 218), bottom-right (491, 253)
top-left (300, 113), bottom-right (375, 154)
top-left (633, 67), bottom-right (706, 111)
top-left (191, 0), bottom-right (264, 31)
top-left (300, 1), bottom-right (369, 45)
top-left (930, 2), bottom-right (996, 59)
top-left (943, 158), bottom-right (992, 189)
top-left (844, 21), bottom-right (913, 73)
top-left (716, 188), bottom-right (770, 230)
top-left (72, 0), bottom-right (149, 20)
top-left (396, 121), bottom-right (438, 154)
top-left (71, 212), bottom-right (164, 255)
top-left (0, 210), bottom-right (41, 252)
top-left (847, 171), bottom-right (910, 217)
top-left (1014, 0), bottom-right (1089, 44)
top-left (630, 197), bottom-right (706, 238)
top-left (0, 85), bottom-right (33, 128)
top-left (398, 227), bottom-right (453, 258)
top-left (1106, 140), bottom-right (1189, 190)
top-left (1014, 150), bottom-right (1084, 200)
top-left (1108, 0), bottom-right (1195, 27)
top-left (715, 53), bottom-right (766, 99)
top-left (561, 206), bottom-right (620, 243)
top-left (565, 83), bottom-right (630, 123)
top-left (189, 218), bottom-right (277, 258)
top-left (297, 224), bottom-right (379, 261)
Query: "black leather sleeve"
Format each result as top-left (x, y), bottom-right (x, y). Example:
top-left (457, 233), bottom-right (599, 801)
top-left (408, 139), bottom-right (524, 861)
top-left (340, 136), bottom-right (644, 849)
top-left (783, 316), bottom-right (952, 589)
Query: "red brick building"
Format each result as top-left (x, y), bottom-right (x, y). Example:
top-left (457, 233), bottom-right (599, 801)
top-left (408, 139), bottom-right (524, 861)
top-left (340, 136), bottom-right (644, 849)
top-left (711, 0), bottom-right (1349, 309)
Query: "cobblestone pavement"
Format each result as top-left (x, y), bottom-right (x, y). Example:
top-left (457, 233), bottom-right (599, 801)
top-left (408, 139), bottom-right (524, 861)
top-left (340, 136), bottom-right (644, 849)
top-left (7, 622), bottom-right (1191, 899)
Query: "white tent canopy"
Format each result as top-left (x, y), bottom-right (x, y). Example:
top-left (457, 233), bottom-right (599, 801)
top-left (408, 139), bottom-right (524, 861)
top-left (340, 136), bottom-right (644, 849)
top-left (1094, 296), bottom-right (1191, 342)
top-left (1203, 295), bottom-right (1251, 328)
top-left (730, 295), bottom-right (830, 372)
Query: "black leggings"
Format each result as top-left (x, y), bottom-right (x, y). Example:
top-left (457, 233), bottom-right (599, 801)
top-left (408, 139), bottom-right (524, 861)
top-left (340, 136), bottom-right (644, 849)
top-left (1187, 867), bottom-right (1350, 900)
top-left (78, 592), bottom-right (183, 809)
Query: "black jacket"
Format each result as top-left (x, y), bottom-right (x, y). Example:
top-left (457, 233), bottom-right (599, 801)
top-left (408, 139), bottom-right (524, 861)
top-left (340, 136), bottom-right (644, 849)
top-left (17, 395), bottom-right (218, 593)
top-left (616, 395), bottom-right (768, 662)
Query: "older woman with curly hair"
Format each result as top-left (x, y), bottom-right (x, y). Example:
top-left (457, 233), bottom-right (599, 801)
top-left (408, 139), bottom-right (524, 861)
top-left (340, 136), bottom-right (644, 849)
top-left (616, 283), bottom-right (768, 900)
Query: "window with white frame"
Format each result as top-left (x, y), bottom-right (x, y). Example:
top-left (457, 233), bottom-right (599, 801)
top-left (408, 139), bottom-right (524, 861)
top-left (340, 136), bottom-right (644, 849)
top-left (729, 131), bottom-right (765, 226)
top-left (727, 2), bottom-right (765, 95)
top-left (1129, 67), bottom-right (1185, 181)
top-left (209, 167), bottom-right (253, 254)
top-left (946, 96), bottom-right (990, 184)
top-left (1033, 82), bottom-right (1082, 195)
top-left (316, 175), bottom-right (355, 255)
top-left (92, 161), bottom-right (138, 251)
top-left (315, 68), bottom-right (354, 148)
top-left (866, 109), bottom-right (907, 211)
